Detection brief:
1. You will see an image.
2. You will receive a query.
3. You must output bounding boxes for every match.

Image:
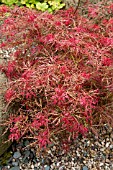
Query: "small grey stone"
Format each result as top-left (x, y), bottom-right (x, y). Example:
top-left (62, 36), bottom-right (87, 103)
top-left (24, 140), bottom-right (30, 147)
top-left (83, 152), bottom-right (88, 157)
top-left (30, 152), bottom-right (34, 159)
top-left (59, 166), bottom-right (65, 170)
top-left (100, 162), bottom-right (104, 166)
top-left (24, 150), bottom-right (30, 158)
top-left (33, 159), bottom-right (37, 164)
top-left (31, 164), bottom-right (34, 169)
top-left (105, 142), bottom-right (110, 148)
top-left (36, 158), bottom-right (40, 162)
top-left (10, 166), bottom-right (20, 170)
top-left (7, 166), bottom-right (10, 169)
top-left (41, 158), bottom-right (45, 164)
top-left (23, 157), bottom-right (29, 164)
top-left (12, 161), bottom-right (19, 166)
top-left (82, 166), bottom-right (88, 170)
top-left (106, 159), bottom-right (110, 163)
top-left (44, 158), bottom-right (52, 165)
top-left (34, 168), bottom-right (38, 170)
top-left (44, 165), bottom-right (50, 170)
top-left (110, 145), bottom-right (113, 149)
top-left (13, 152), bottom-right (21, 159)
top-left (16, 142), bottom-right (24, 149)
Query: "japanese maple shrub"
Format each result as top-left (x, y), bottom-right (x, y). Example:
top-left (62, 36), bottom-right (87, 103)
top-left (0, 0), bottom-right (113, 149)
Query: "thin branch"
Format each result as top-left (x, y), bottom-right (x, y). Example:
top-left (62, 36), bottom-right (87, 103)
top-left (74, 0), bottom-right (81, 15)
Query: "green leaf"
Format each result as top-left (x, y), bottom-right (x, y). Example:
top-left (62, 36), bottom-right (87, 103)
top-left (26, 3), bottom-right (31, 8)
top-left (1, 0), bottom-right (15, 5)
top-left (47, 7), bottom-right (53, 13)
top-left (29, 0), bottom-right (36, 3)
top-left (48, 0), bottom-right (65, 10)
top-left (26, 3), bottom-right (35, 8)
top-left (36, 2), bottom-right (49, 12)
top-left (31, 4), bottom-right (35, 8)
top-left (16, 1), bottom-right (22, 6)
top-left (21, 0), bottom-right (27, 5)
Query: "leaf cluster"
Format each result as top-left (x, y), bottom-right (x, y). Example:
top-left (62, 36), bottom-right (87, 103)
top-left (0, 0), bottom-right (65, 12)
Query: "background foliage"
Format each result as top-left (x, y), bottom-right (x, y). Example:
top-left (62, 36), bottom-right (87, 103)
top-left (0, 0), bottom-right (65, 12)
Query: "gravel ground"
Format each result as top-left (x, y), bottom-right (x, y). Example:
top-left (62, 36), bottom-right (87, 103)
top-left (0, 125), bottom-right (113, 170)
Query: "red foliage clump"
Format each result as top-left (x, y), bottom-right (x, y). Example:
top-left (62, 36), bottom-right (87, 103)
top-left (0, 0), bottom-right (113, 149)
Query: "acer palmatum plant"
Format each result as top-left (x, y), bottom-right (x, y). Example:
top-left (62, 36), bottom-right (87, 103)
top-left (0, 0), bottom-right (113, 150)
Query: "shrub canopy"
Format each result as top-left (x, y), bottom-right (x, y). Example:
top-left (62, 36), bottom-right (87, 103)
top-left (0, 1), bottom-right (113, 148)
